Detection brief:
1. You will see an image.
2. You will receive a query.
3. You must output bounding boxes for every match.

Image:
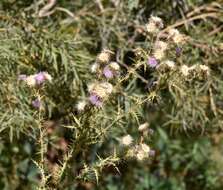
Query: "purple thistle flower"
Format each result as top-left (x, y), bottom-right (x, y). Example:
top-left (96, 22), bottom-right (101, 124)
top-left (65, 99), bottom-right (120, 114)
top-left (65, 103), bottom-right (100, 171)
top-left (89, 94), bottom-right (103, 107)
top-left (32, 99), bottom-right (41, 109)
top-left (176, 47), bottom-right (182, 56)
top-left (18, 74), bottom-right (27, 81)
top-left (103, 66), bottom-right (114, 79)
top-left (35, 72), bottom-right (46, 84)
top-left (148, 57), bottom-right (158, 68)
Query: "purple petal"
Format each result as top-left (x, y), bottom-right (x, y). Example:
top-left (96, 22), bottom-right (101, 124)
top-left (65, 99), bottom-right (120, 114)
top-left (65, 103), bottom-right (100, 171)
top-left (103, 66), bottom-right (114, 79)
top-left (32, 99), bottom-right (41, 108)
top-left (89, 94), bottom-right (103, 107)
top-left (148, 57), bottom-right (158, 68)
top-left (176, 47), bottom-right (182, 56)
top-left (35, 72), bottom-right (46, 84)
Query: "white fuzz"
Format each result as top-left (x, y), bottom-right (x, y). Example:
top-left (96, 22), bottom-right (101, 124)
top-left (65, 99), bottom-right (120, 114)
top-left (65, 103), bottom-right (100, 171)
top-left (87, 83), bottom-right (95, 92)
top-left (146, 16), bottom-right (163, 34)
top-left (97, 50), bottom-right (111, 63)
top-left (146, 22), bottom-right (157, 34)
top-left (90, 62), bottom-right (99, 73)
top-left (135, 143), bottom-right (150, 161)
top-left (180, 65), bottom-right (190, 76)
top-left (76, 101), bottom-right (87, 112)
top-left (141, 143), bottom-right (150, 153)
top-left (138, 123), bottom-right (149, 132)
top-left (121, 135), bottom-right (133, 146)
top-left (109, 62), bottom-right (120, 71)
top-left (155, 41), bottom-right (168, 51)
top-left (101, 82), bottom-right (113, 94)
top-left (153, 50), bottom-right (165, 60)
top-left (164, 60), bottom-right (175, 68)
top-left (88, 82), bottom-right (113, 98)
top-left (150, 16), bottom-right (163, 26)
top-left (25, 75), bottom-right (36, 86)
top-left (167, 29), bottom-right (179, 38)
top-left (199, 65), bottom-right (210, 75)
top-left (136, 149), bottom-right (146, 161)
top-left (44, 72), bottom-right (52, 82)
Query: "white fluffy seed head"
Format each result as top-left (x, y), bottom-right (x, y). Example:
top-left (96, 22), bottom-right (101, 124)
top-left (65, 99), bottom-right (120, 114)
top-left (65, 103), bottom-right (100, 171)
top-left (155, 41), bottom-right (168, 51)
top-left (141, 143), bottom-right (150, 153)
top-left (90, 62), bottom-right (99, 73)
top-left (146, 16), bottom-right (163, 34)
top-left (121, 135), bottom-right (133, 146)
top-left (199, 65), bottom-right (210, 75)
top-left (135, 143), bottom-right (150, 161)
top-left (153, 50), bottom-right (165, 60)
top-left (88, 82), bottom-right (113, 98)
top-left (97, 50), bottom-right (112, 63)
top-left (109, 62), bottom-right (120, 71)
top-left (138, 123), bottom-right (149, 132)
top-left (180, 65), bottom-right (190, 76)
top-left (167, 29), bottom-right (179, 38)
top-left (26, 75), bottom-right (36, 86)
top-left (164, 60), bottom-right (175, 68)
top-left (76, 101), bottom-right (87, 112)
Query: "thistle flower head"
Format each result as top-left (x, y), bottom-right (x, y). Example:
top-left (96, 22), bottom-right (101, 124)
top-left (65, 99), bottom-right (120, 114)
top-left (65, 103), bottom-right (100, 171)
top-left (97, 49), bottom-right (112, 64)
top-left (103, 66), bottom-right (114, 79)
top-left (135, 143), bottom-right (151, 161)
top-left (35, 72), bottom-right (46, 84)
top-left (89, 94), bottom-right (103, 107)
top-left (148, 57), bottom-right (158, 68)
top-left (121, 135), bottom-right (133, 146)
top-left (199, 64), bottom-right (210, 76)
top-left (180, 65), bottom-right (190, 77)
top-left (167, 29), bottom-right (180, 38)
top-left (167, 28), bottom-right (185, 44)
top-left (163, 60), bottom-right (175, 69)
top-left (88, 82), bottom-right (113, 106)
top-left (138, 123), bottom-right (149, 132)
top-left (155, 41), bottom-right (168, 51)
top-left (35, 72), bottom-right (52, 84)
top-left (109, 62), bottom-right (120, 71)
top-left (76, 100), bottom-right (87, 112)
top-left (21, 72), bottom-right (52, 87)
top-left (153, 50), bottom-right (165, 60)
top-left (32, 98), bottom-right (41, 109)
top-left (26, 75), bottom-right (36, 87)
top-left (146, 16), bottom-right (163, 34)
top-left (90, 62), bottom-right (99, 73)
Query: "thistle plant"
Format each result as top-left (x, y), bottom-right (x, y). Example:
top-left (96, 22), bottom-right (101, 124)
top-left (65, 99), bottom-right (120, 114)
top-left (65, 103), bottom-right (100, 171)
top-left (0, 0), bottom-right (222, 189)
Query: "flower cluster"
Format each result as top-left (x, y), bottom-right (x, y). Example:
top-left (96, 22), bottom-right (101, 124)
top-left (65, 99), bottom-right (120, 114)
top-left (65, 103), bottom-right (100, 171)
top-left (88, 82), bottom-right (113, 107)
top-left (146, 16), bottom-right (186, 69)
top-left (120, 122), bottom-right (155, 161)
top-left (19, 72), bottom-right (52, 87)
top-left (146, 16), bottom-right (164, 34)
top-left (76, 50), bottom-right (120, 111)
top-left (180, 64), bottom-right (210, 78)
top-left (19, 71), bottom-right (52, 109)
top-left (91, 50), bottom-right (120, 79)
